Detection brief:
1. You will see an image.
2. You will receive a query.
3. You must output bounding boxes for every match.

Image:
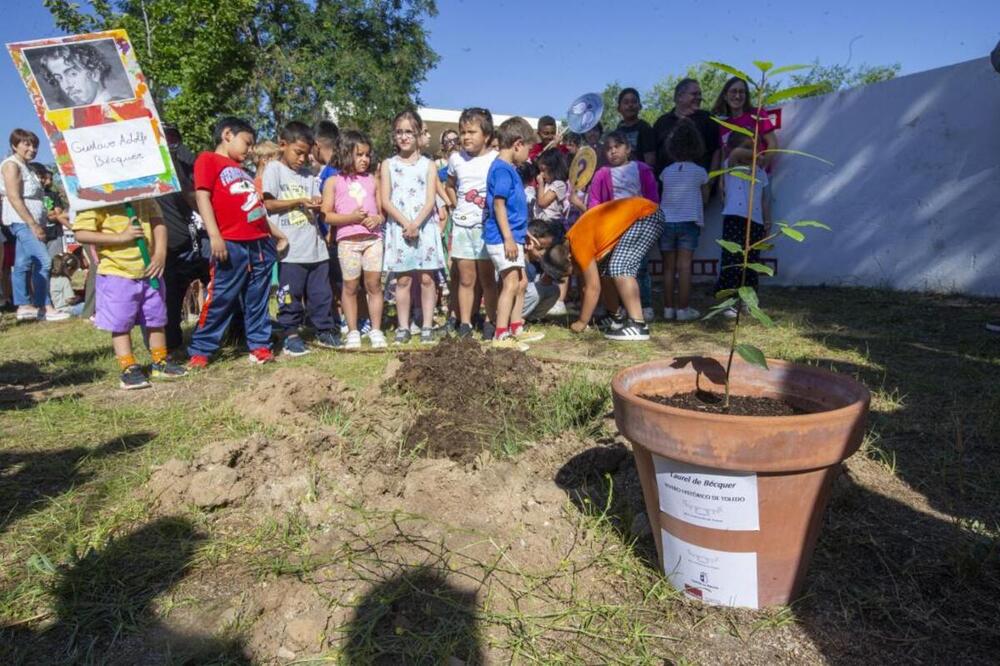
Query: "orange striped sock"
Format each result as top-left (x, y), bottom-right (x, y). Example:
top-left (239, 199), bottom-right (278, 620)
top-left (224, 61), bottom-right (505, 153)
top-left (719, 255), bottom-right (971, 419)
top-left (117, 354), bottom-right (137, 371)
top-left (151, 347), bottom-right (168, 364)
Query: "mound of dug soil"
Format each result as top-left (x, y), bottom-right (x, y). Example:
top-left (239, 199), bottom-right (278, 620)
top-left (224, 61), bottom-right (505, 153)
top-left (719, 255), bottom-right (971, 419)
top-left (234, 366), bottom-right (345, 427)
top-left (394, 338), bottom-right (541, 462)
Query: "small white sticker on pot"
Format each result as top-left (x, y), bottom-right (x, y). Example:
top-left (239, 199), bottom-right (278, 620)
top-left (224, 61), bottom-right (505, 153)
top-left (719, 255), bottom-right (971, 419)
top-left (653, 456), bottom-right (759, 531)
top-left (662, 530), bottom-right (759, 608)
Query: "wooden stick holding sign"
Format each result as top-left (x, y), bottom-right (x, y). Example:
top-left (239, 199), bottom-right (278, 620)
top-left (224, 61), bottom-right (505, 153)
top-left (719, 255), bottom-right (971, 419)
top-left (125, 201), bottom-right (158, 290)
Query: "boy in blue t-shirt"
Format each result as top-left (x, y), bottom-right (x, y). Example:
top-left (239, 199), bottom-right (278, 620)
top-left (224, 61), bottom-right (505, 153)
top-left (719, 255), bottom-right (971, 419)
top-left (485, 116), bottom-right (536, 346)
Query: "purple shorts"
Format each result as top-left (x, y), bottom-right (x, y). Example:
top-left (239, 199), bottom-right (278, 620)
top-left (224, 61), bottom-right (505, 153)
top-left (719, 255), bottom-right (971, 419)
top-left (94, 273), bottom-right (167, 333)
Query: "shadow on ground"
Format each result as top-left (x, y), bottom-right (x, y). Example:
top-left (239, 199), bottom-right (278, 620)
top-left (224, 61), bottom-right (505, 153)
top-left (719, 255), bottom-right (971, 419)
top-left (0, 347), bottom-right (111, 411)
top-left (340, 565), bottom-right (484, 665)
top-left (0, 516), bottom-right (250, 665)
top-left (0, 431), bottom-right (157, 535)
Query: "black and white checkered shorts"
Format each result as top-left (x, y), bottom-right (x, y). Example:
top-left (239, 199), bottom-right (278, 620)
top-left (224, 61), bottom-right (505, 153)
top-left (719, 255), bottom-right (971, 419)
top-left (601, 209), bottom-right (665, 278)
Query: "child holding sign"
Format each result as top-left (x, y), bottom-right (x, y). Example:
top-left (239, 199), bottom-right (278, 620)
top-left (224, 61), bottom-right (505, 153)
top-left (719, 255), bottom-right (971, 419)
top-left (72, 199), bottom-right (187, 389)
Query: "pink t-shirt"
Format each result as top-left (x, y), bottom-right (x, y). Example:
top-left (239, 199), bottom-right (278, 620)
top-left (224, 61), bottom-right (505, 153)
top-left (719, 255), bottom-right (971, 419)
top-left (587, 161), bottom-right (658, 209)
top-left (719, 111), bottom-right (776, 170)
top-left (332, 173), bottom-right (380, 241)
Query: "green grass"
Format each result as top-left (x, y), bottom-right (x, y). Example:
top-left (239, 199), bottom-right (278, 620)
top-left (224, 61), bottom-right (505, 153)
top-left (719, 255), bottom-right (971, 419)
top-left (1, 285), bottom-right (999, 664)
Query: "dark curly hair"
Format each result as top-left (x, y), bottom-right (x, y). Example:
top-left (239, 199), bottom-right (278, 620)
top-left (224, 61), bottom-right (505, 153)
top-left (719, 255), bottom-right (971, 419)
top-left (38, 44), bottom-right (111, 88)
top-left (666, 118), bottom-right (705, 164)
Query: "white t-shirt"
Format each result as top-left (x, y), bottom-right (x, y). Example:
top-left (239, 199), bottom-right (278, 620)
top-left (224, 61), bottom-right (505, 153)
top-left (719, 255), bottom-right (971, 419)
top-left (533, 180), bottom-right (567, 221)
top-left (447, 149), bottom-right (497, 228)
top-left (721, 162), bottom-right (768, 224)
top-left (659, 161), bottom-right (708, 225)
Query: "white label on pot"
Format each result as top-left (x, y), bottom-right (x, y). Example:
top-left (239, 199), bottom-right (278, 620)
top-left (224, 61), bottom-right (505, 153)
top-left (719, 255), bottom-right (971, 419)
top-left (662, 530), bottom-right (759, 608)
top-left (653, 456), bottom-right (759, 531)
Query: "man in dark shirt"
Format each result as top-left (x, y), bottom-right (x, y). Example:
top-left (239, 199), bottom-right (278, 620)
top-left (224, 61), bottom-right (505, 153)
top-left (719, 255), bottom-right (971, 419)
top-left (615, 87), bottom-right (657, 167)
top-left (160, 124), bottom-right (210, 355)
top-left (652, 78), bottom-right (721, 179)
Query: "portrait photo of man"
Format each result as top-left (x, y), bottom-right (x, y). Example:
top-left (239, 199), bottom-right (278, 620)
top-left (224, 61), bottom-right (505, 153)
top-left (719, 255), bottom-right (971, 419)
top-left (24, 38), bottom-right (135, 110)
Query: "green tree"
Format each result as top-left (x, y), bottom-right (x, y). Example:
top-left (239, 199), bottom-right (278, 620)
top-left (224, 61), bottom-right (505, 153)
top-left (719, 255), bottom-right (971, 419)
top-left (789, 60), bottom-right (900, 97)
top-left (43, 0), bottom-right (439, 152)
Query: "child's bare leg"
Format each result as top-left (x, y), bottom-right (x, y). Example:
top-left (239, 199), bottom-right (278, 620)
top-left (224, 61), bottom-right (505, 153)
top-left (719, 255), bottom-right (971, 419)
top-left (342, 278), bottom-right (360, 330)
top-left (449, 260), bottom-right (460, 320)
top-left (511, 269), bottom-right (526, 327)
top-left (147, 327), bottom-right (169, 364)
top-left (676, 250), bottom-right (694, 309)
top-left (457, 259), bottom-right (477, 325)
top-left (612, 276), bottom-right (644, 321)
top-left (662, 251), bottom-right (677, 309)
top-left (419, 271), bottom-right (437, 329)
top-left (495, 268), bottom-right (519, 332)
top-left (600, 276), bottom-right (620, 313)
top-left (395, 273), bottom-right (412, 330)
top-left (476, 259), bottom-right (498, 324)
top-left (112, 331), bottom-right (134, 364)
top-left (363, 271), bottom-right (383, 331)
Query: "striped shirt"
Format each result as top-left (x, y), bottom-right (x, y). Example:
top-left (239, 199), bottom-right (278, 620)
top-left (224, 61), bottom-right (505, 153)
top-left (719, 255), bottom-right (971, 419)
top-left (659, 161), bottom-right (708, 225)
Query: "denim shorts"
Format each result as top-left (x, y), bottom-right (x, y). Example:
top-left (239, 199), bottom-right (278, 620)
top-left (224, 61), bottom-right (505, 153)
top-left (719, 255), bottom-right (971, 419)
top-left (660, 222), bottom-right (701, 252)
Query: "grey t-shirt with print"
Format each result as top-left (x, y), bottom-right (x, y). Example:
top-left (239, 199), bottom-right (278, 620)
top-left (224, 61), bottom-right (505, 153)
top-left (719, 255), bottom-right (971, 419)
top-left (261, 160), bottom-right (327, 264)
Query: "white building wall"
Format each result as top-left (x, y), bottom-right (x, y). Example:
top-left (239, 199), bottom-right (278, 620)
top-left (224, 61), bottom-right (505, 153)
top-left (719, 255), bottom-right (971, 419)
top-left (693, 57), bottom-right (1000, 297)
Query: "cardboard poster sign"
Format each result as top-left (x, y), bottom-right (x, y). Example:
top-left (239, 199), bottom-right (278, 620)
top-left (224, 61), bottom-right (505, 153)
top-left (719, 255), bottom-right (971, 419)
top-left (7, 30), bottom-right (179, 211)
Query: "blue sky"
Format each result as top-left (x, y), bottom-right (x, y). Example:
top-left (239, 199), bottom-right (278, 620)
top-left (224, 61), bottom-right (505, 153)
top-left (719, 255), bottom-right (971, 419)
top-left (4, 0), bottom-right (998, 162)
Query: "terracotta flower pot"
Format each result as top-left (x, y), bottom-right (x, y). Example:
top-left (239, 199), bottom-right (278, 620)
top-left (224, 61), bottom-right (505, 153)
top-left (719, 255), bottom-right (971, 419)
top-left (611, 356), bottom-right (870, 608)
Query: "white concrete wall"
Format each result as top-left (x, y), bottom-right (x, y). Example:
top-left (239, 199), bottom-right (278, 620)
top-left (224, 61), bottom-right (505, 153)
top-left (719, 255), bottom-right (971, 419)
top-left (692, 57), bottom-right (1000, 297)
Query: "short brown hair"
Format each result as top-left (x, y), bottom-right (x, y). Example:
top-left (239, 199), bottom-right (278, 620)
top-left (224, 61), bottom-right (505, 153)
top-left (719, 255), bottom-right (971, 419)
top-left (9, 128), bottom-right (39, 150)
top-left (496, 116), bottom-right (536, 149)
top-left (459, 107), bottom-right (494, 140)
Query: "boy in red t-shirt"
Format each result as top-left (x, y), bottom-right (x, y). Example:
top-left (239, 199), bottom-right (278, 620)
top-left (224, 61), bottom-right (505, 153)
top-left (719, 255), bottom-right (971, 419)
top-left (188, 117), bottom-right (288, 367)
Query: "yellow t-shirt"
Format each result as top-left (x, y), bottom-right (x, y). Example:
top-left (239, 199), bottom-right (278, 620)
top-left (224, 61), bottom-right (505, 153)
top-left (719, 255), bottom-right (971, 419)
top-left (72, 199), bottom-right (163, 279)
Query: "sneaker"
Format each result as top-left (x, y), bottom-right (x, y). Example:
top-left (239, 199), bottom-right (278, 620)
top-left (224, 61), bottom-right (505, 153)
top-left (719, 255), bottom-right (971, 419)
top-left (595, 312), bottom-right (624, 332)
top-left (15, 306), bottom-right (39, 321)
top-left (492, 335), bottom-right (530, 352)
top-left (359, 318), bottom-right (372, 338)
top-left (675, 307), bottom-right (701, 322)
top-left (345, 330), bottom-right (362, 350)
top-left (248, 348), bottom-right (274, 364)
top-left (457, 323), bottom-right (474, 339)
top-left (420, 327), bottom-right (438, 344)
top-left (394, 327), bottom-right (412, 345)
top-left (338, 318), bottom-right (349, 335)
top-left (188, 354), bottom-right (209, 370)
top-left (368, 329), bottom-right (387, 349)
top-left (314, 330), bottom-right (343, 349)
top-left (409, 321), bottom-right (421, 335)
top-left (987, 321), bottom-right (1000, 333)
top-left (283, 335), bottom-right (310, 356)
top-left (547, 300), bottom-right (567, 317)
top-left (481, 320), bottom-right (496, 341)
top-left (150, 360), bottom-right (188, 380)
top-left (40, 307), bottom-right (70, 322)
top-left (642, 307), bottom-right (655, 323)
top-left (444, 316), bottom-right (458, 336)
top-left (120, 364), bottom-right (151, 390)
top-left (662, 307), bottom-right (676, 321)
top-left (604, 318), bottom-right (651, 342)
top-left (514, 326), bottom-right (545, 343)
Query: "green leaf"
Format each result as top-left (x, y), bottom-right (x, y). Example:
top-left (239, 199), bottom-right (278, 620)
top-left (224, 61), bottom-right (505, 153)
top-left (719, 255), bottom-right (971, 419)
top-left (780, 227), bottom-right (805, 242)
top-left (711, 116), bottom-right (755, 138)
top-left (745, 262), bottom-right (774, 276)
top-left (753, 60), bottom-right (773, 72)
top-left (704, 61), bottom-right (752, 84)
top-left (748, 304), bottom-right (775, 327)
top-left (767, 63), bottom-right (812, 76)
top-left (708, 166), bottom-right (742, 179)
top-left (716, 239), bottom-right (744, 254)
top-left (728, 169), bottom-right (754, 182)
top-left (735, 343), bottom-right (769, 370)
top-left (758, 148), bottom-right (834, 166)
top-left (750, 241), bottom-right (775, 251)
top-left (737, 286), bottom-right (759, 309)
top-left (765, 84), bottom-right (827, 105)
top-left (704, 297), bottom-right (738, 319)
top-left (715, 289), bottom-right (737, 299)
top-left (792, 220), bottom-right (831, 230)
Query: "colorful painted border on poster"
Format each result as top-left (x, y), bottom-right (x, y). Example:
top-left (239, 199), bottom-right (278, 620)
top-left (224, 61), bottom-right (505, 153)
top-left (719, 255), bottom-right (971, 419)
top-left (7, 30), bottom-right (179, 212)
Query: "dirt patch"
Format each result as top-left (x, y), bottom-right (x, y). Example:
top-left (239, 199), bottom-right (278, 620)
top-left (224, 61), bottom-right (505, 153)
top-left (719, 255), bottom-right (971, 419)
top-left (394, 338), bottom-right (542, 461)
top-left (640, 389), bottom-right (813, 416)
top-left (234, 366), bottom-right (345, 427)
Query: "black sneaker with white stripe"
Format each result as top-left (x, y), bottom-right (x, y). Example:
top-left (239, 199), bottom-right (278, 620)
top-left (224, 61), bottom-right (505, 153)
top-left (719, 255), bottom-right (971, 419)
top-left (603, 318), bottom-right (650, 341)
top-left (595, 312), bottom-right (625, 332)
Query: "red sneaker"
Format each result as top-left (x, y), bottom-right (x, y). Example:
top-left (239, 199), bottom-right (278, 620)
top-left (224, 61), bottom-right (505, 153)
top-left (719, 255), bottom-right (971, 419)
top-left (248, 348), bottom-right (274, 365)
top-left (188, 354), bottom-right (209, 369)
